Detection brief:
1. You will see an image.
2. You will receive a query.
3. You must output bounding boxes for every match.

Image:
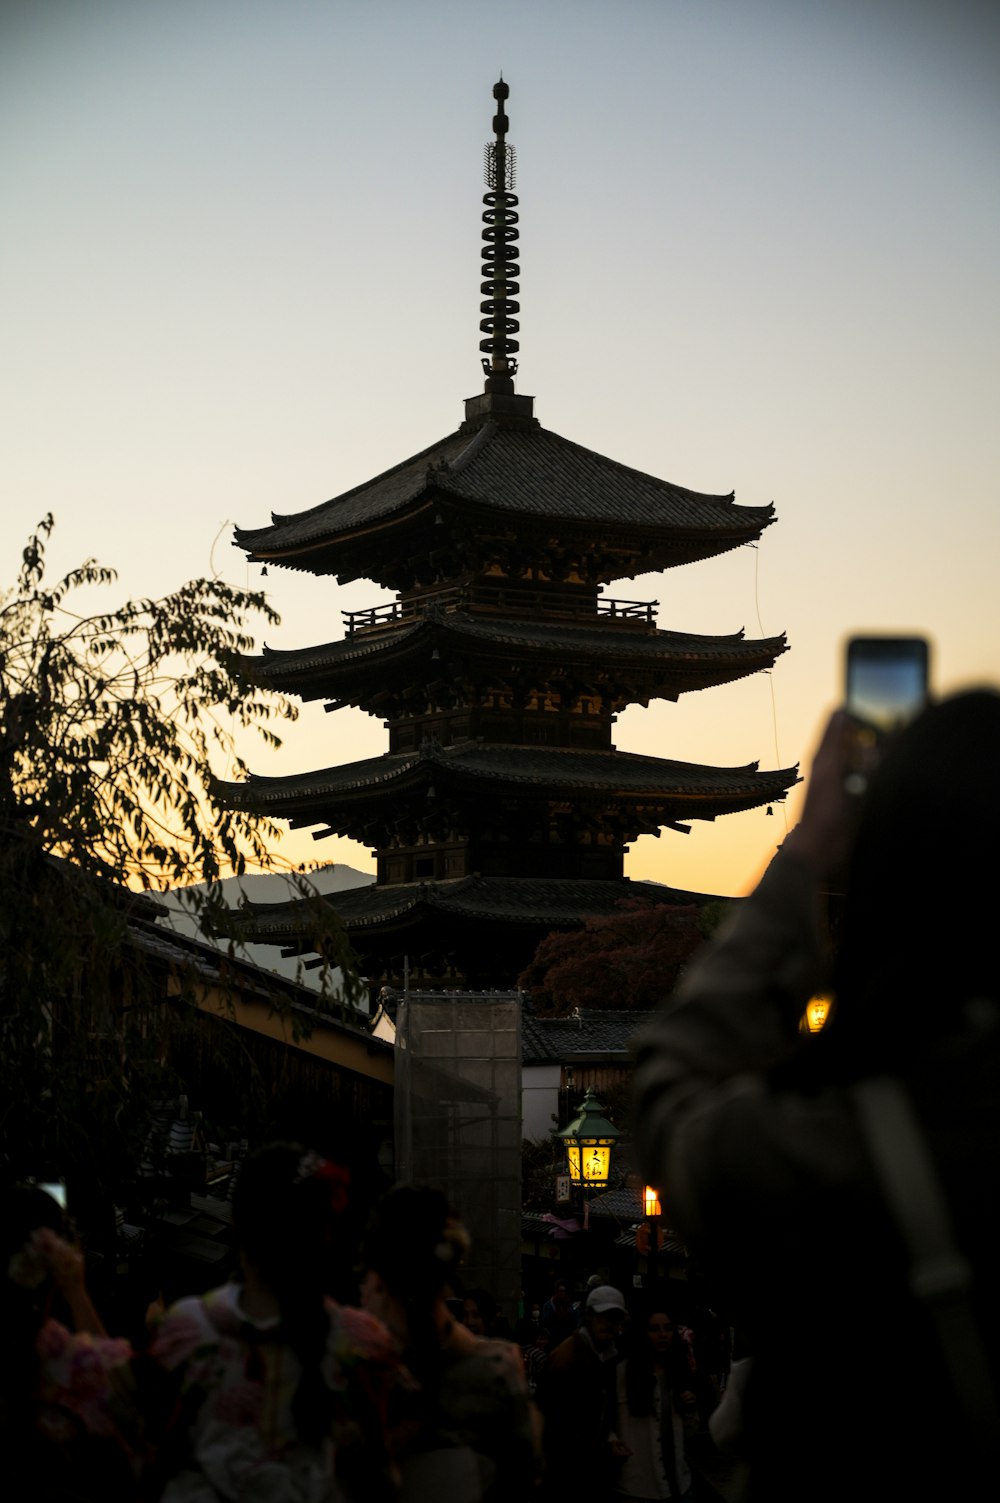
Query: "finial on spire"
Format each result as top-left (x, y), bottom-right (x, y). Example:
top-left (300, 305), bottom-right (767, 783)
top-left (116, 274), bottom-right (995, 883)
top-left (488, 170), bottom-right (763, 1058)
top-left (480, 77), bottom-right (519, 394)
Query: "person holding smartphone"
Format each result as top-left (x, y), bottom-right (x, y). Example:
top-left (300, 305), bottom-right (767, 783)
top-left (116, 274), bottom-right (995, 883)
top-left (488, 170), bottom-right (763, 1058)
top-left (632, 684), bottom-right (1000, 1500)
top-left (1, 1184), bottom-right (142, 1499)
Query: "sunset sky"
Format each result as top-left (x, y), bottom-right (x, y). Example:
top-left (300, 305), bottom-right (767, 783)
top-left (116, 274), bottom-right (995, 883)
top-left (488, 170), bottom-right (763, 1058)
top-left (3, 0), bottom-right (997, 897)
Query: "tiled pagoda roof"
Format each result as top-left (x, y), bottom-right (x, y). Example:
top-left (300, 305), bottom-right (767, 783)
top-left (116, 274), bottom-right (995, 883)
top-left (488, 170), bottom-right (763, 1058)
top-left (240, 875), bottom-right (712, 940)
top-left (234, 420), bottom-right (774, 584)
top-left (247, 610), bottom-right (788, 704)
top-left (224, 743), bottom-right (797, 828)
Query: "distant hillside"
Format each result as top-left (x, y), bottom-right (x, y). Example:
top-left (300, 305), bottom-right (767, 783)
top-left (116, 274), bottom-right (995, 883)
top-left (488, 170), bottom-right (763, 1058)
top-left (168, 863), bottom-right (375, 905)
top-left (156, 864), bottom-right (375, 1004)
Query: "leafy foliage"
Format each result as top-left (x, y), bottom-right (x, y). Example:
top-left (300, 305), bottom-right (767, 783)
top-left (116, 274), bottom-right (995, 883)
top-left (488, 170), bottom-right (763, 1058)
top-left (0, 514), bottom-right (289, 888)
top-left (521, 1135), bottom-right (562, 1214)
top-left (518, 898), bottom-right (718, 1016)
top-left (0, 517), bottom-right (360, 1198)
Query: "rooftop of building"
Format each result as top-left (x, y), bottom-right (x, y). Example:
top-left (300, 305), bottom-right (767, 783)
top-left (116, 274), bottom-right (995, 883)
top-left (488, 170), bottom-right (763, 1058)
top-left (249, 608), bottom-right (787, 689)
top-left (231, 741), bottom-right (795, 800)
top-left (235, 418), bottom-right (775, 576)
top-left (522, 1007), bottom-right (656, 1062)
top-left (240, 873), bottom-right (719, 941)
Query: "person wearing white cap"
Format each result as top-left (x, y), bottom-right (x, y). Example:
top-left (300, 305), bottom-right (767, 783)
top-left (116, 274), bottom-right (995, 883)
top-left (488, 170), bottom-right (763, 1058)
top-left (535, 1282), bottom-right (627, 1498)
top-left (585, 1284), bottom-right (627, 1318)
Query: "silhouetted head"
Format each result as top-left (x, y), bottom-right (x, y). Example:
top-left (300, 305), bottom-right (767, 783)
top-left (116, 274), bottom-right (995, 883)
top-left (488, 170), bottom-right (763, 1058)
top-left (232, 1142), bottom-right (350, 1302)
top-left (645, 1305), bottom-right (677, 1356)
top-left (624, 1299), bottom-right (690, 1414)
top-left (1, 1185), bottom-right (69, 1410)
top-left (584, 1283), bottom-right (627, 1351)
top-left (361, 1184), bottom-right (469, 1308)
top-left (832, 688), bottom-right (1000, 1066)
top-left (461, 1287), bottom-right (498, 1337)
top-left (231, 1143), bottom-right (351, 1446)
top-left (360, 1185), bottom-right (470, 1376)
top-left (2, 1184), bottom-right (66, 1265)
top-left (2, 1184), bottom-right (67, 1309)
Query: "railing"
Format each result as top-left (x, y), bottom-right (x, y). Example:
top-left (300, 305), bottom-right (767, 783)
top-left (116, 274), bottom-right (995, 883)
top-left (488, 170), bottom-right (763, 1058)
top-left (342, 601), bottom-right (403, 633)
top-left (596, 596), bottom-right (658, 624)
top-left (342, 590), bottom-right (658, 634)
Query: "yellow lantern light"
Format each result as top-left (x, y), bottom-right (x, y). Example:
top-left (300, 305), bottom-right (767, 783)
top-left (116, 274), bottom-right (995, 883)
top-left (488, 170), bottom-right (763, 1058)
top-left (554, 1088), bottom-right (622, 1193)
top-left (801, 994), bottom-right (834, 1034)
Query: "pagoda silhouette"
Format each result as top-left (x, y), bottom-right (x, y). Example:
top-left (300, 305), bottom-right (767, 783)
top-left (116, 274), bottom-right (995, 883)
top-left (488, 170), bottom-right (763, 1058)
top-left (230, 81), bottom-right (796, 990)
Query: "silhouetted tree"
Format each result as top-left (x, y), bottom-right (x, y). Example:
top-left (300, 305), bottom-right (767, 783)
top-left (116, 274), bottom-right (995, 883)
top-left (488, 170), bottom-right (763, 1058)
top-left (0, 516), bottom-right (360, 1198)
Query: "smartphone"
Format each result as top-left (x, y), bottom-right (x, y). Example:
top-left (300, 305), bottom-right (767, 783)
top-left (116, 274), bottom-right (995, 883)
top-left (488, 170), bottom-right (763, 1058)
top-left (844, 636), bottom-right (929, 792)
top-left (845, 636), bottom-right (929, 732)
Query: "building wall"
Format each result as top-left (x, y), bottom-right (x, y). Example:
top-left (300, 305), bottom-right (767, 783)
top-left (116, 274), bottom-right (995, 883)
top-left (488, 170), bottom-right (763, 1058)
top-left (522, 1062), bottom-right (560, 1141)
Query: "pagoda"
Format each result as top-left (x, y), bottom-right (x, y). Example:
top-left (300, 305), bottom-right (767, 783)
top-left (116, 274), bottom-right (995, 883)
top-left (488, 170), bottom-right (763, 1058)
top-left (229, 81), bottom-right (796, 989)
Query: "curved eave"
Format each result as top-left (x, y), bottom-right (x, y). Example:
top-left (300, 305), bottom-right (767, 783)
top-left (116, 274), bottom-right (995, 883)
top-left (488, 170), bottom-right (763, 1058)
top-left (244, 616), bottom-right (789, 705)
top-left (221, 747), bottom-right (799, 832)
top-left (241, 875), bottom-right (719, 941)
top-left (233, 420), bottom-right (775, 585)
top-left (234, 427), bottom-right (467, 551)
top-left (236, 499), bottom-right (772, 587)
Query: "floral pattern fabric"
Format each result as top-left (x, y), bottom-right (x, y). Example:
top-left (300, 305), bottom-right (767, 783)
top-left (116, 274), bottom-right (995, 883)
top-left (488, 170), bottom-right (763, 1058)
top-left (35, 1317), bottom-right (136, 1450)
top-left (152, 1282), bottom-right (401, 1503)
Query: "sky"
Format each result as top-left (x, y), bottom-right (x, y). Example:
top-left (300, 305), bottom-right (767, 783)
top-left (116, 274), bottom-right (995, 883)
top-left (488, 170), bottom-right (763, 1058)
top-left (3, 0), bottom-right (998, 898)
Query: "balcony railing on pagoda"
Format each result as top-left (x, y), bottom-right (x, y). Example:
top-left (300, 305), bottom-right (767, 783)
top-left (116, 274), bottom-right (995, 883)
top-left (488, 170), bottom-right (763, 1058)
top-left (597, 596), bottom-right (658, 622)
top-left (342, 588), bottom-right (659, 635)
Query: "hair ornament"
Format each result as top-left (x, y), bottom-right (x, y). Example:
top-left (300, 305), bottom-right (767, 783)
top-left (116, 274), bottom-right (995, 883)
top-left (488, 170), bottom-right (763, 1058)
top-left (433, 1216), bottom-right (471, 1268)
top-left (294, 1150), bottom-right (325, 1183)
top-left (294, 1151), bottom-right (351, 1212)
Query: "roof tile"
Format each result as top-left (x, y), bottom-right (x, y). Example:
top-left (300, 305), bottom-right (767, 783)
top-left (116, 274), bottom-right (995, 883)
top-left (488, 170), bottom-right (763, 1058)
top-left (522, 1008), bottom-right (656, 1060)
top-left (232, 743), bottom-right (797, 803)
top-left (235, 421), bottom-right (773, 554)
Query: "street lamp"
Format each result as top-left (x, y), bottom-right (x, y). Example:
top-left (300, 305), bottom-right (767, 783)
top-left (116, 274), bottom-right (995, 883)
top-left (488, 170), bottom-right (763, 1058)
top-left (554, 1088), bottom-right (622, 1226)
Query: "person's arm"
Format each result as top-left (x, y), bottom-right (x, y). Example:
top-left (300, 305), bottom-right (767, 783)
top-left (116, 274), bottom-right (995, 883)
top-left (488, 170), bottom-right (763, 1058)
top-left (40, 1229), bottom-right (108, 1336)
top-left (633, 712), bottom-right (862, 1234)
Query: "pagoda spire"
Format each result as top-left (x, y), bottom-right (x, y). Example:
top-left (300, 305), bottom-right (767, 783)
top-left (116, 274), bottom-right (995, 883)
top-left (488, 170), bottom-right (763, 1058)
top-left (480, 77), bottom-right (520, 395)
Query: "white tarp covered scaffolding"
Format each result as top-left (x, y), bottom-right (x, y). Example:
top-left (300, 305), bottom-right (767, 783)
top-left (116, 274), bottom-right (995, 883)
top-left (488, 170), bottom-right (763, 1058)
top-left (395, 990), bottom-right (522, 1324)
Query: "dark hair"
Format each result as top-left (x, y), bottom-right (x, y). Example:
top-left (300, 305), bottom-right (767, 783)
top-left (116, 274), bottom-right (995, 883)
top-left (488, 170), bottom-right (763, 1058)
top-left (0, 1186), bottom-right (68, 1433)
top-left (1, 1186), bottom-right (139, 1496)
top-left (361, 1185), bottom-right (470, 1381)
top-left (233, 1143), bottom-right (350, 1445)
top-left (623, 1302), bottom-right (690, 1418)
top-left (463, 1287), bottom-right (498, 1328)
top-left (830, 689), bottom-right (1000, 1073)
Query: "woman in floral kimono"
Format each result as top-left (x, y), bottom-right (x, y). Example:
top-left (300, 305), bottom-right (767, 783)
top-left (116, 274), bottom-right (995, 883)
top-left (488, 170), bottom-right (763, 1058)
top-left (150, 1143), bottom-right (404, 1503)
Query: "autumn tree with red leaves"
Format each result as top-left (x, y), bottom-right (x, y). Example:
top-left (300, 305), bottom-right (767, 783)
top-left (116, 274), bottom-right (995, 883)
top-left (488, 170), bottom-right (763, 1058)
top-left (518, 898), bottom-right (728, 1017)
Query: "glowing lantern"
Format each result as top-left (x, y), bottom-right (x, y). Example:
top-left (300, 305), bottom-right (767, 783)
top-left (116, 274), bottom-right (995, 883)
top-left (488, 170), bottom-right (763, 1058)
top-left (802, 995), bottom-right (833, 1034)
top-left (554, 1088), bottom-right (622, 1192)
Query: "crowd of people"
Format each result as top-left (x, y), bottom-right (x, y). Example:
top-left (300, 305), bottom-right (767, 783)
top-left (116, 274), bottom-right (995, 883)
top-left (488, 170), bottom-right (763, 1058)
top-left (2, 1158), bottom-right (725, 1502)
top-left (5, 689), bottom-right (997, 1500)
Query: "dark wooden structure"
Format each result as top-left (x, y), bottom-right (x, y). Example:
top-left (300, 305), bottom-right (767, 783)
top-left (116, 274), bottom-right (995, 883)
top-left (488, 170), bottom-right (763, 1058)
top-left (228, 81), bottom-right (796, 988)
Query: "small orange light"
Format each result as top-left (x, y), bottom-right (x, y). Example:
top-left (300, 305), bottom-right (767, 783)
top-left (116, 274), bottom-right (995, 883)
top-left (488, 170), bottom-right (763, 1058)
top-left (643, 1184), bottom-right (662, 1217)
top-left (801, 995), bottom-right (833, 1033)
